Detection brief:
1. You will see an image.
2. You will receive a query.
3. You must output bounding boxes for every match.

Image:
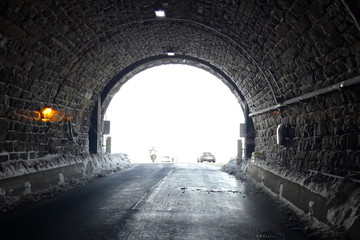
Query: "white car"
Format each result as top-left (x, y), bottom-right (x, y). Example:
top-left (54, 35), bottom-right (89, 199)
top-left (158, 156), bottom-right (172, 162)
top-left (198, 152), bottom-right (216, 163)
top-left (120, 153), bottom-right (130, 161)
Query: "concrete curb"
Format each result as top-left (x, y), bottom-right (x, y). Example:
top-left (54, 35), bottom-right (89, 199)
top-left (246, 163), bottom-right (327, 222)
top-left (0, 154), bottom-right (130, 197)
top-left (0, 163), bottom-right (83, 196)
top-left (245, 163), bottom-right (359, 240)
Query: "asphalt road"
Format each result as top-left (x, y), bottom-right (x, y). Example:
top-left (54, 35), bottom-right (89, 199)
top-left (0, 163), bottom-right (309, 240)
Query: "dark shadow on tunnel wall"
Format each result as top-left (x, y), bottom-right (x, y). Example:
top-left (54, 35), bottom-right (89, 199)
top-left (244, 105), bottom-right (255, 158)
top-left (89, 98), bottom-right (101, 153)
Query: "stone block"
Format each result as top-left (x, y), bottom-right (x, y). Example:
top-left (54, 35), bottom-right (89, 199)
top-left (20, 152), bottom-right (28, 160)
top-left (318, 14), bottom-right (335, 35)
top-left (33, 55), bottom-right (45, 66)
top-left (300, 138), bottom-right (311, 150)
top-left (9, 153), bottom-right (20, 160)
top-left (4, 142), bottom-right (13, 152)
top-left (0, 131), bottom-right (7, 141)
top-left (0, 82), bottom-right (8, 94)
top-left (6, 50), bottom-right (25, 66)
top-left (342, 116), bottom-right (358, 132)
top-left (338, 135), bottom-right (347, 149)
top-left (347, 133), bottom-right (359, 149)
top-left (0, 154), bottom-right (9, 163)
top-left (356, 154), bottom-right (360, 169)
top-left (8, 131), bottom-right (18, 141)
top-left (0, 21), bottom-right (26, 40)
top-left (29, 152), bottom-right (37, 159)
top-left (0, 118), bottom-right (9, 131)
top-left (316, 121), bottom-right (328, 136)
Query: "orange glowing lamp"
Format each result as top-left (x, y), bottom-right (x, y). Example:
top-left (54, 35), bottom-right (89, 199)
top-left (41, 107), bottom-right (62, 122)
top-left (41, 107), bottom-right (54, 122)
top-left (42, 107), bottom-right (52, 119)
top-left (18, 107), bottom-right (69, 122)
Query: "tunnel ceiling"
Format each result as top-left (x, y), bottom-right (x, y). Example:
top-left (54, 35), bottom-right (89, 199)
top-left (1, 0), bottom-right (360, 119)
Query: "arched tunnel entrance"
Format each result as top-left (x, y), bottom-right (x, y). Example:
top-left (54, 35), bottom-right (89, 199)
top-left (100, 64), bottom-right (246, 163)
top-left (88, 56), bottom-right (253, 160)
top-left (0, 0), bottom-right (359, 239)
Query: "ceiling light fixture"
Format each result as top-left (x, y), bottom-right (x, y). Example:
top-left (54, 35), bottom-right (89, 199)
top-left (155, 10), bottom-right (165, 18)
top-left (166, 49), bottom-right (175, 56)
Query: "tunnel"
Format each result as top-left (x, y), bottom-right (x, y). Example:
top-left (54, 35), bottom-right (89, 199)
top-left (0, 0), bottom-right (359, 239)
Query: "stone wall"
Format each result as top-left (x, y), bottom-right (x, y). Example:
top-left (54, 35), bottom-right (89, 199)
top-left (0, 103), bottom-right (90, 162)
top-left (0, 0), bottom-right (359, 176)
top-left (252, 85), bottom-right (360, 177)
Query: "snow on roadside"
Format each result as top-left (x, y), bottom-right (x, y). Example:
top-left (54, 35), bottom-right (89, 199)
top-left (0, 154), bottom-right (80, 180)
top-left (0, 153), bottom-right (132, 180)
top-left (0, 153), bottom-right (132, 212)
top-left (222, 158), bottom-right (356, 240)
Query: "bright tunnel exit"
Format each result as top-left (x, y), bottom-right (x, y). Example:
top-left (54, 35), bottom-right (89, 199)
top-left (104, 65), bottom-right (244, 163)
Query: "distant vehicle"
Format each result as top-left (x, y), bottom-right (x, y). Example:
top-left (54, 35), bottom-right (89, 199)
top-left (198, 152), bottom-right (216, 163)
top-left (120, 153), bottom-right (130, 161)
top-left (158, 156), bottom-right (172, 162)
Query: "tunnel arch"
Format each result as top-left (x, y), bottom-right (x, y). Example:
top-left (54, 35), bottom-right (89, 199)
top-left (101, 55), bottom-right (247, 113)
top-left (102, 64), bottom-right (246, 161)
top-left (51, 18), bottom-right (275, 114)
top-left (88, 55), bottom-right (250, 154)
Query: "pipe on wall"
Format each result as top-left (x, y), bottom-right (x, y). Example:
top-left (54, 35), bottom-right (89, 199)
top-left (249, 75), bottom-right (360, 117)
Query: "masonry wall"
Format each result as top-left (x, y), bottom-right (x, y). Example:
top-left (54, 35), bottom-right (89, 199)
top-left (252, 85), bottom-right (360, 177)
top-left (0, 100), bottom-right (91, 163)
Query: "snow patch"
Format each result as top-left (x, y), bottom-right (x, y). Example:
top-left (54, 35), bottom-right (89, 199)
top-left (279, 183), bottom-right (283, 197)
top-left (308, 201), bottom-right (314, 217)
top-left (58, 173), bottom-right (65, 184)
top-left (24, 181), bottom-right (32, 194)
top-left (0, 187), bottom-right (5, 196)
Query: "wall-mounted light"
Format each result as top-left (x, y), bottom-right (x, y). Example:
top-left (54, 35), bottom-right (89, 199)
top-left (155, 9), bottom-right (165, 18)
top-left (41, 107), bottom-right (54, 121)
top-left (277, 123), bottom-right (287, 146)
top-left (40, 107), bottom-right (68, 122)
top-left (277, 123), bottom-right (294, 146)
top-left (15, 107), bottom-right (70, 123)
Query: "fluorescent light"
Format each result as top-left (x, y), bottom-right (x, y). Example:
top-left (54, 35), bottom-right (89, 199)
top-left (155, 10), bottom-right (165, 18)
top-left (166, 49), bottom-right (175, 56)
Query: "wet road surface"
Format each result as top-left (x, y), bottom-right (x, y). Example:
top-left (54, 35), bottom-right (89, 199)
top-left (0, 163), bottom-right (309, 240)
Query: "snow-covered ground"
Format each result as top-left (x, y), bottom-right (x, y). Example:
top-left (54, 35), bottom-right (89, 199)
top-left (0, 153), bottom-right (132, 212)
top-left (222, 158), bottom-right (358, 240)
